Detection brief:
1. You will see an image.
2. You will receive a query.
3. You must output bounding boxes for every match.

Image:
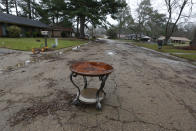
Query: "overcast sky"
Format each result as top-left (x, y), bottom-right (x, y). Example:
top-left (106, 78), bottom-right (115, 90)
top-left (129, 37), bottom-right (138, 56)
top-left (6, 0), bottom-right (196, 25)
top-left (108, 0), bottom-right (196, 25)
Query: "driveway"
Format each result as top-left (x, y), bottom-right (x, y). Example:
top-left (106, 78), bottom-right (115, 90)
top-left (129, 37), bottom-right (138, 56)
top-left (0, 48), bottom-right (31, 69)
top-left (0, 39), bottom-right (196, 131)
top-left (0, 48), bottom-right (16, 55)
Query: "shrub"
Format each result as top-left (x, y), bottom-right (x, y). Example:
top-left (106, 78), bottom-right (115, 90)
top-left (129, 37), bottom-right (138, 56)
top-left (32, 32), bottom-right (40, 37)
top-left (75, 32), bottom-right (80, 38)
top-left (61, 31), bottom-right (66, 37)
top-left (7, 25), bottom-right (21, 37)
top-left (106, 28), bottom-right (117, 39)
top-left (25, 32), bottom-right (31, 37)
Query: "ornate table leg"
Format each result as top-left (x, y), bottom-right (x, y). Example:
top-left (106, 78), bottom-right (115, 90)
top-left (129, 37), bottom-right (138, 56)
top-left (83, 76), bottom-right (87, 89)
top-left (96, 74), bottom-right (109, 110)
top-left (70, 72), bottom-right (80, 105)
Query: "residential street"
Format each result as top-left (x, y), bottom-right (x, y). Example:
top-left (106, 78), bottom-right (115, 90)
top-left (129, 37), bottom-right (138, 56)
top-left (0, 39), bottom-right (196, 131)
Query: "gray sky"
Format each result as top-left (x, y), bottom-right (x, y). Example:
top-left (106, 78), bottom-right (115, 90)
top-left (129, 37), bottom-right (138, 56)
top-left (6, 0), bottom-right (196, 25)
top-left (108, 0), bottom-right (196, 25)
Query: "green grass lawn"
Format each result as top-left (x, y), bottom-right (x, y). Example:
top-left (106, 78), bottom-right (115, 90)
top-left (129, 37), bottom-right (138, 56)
top-left (133, 43), bottom-right (196, 53)
top-left (122, 40), bottom-right (196, 61)
top-left (0, 38), bottom-right (88, 51)
top-left (171, 54), bottom-right (196, 61)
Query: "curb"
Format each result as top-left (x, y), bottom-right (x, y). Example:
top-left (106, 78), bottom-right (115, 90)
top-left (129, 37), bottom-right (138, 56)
top-left (121, 41), bottom-right (196, 68)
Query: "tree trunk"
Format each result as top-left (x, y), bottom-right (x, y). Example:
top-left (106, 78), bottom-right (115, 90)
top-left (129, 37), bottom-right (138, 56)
top-left (52, 16), bottom-right (55, 24)
top-left (76, 17), bottom-right (80, 38)
top-left (27, 0), bottom-right (32, 19)
top-left (191, 28), bottom-right (196, 47)
top-left (118, 29), bottom-right (120, 39)
top-left (164, 24), bottom-right (169, 45)
top-left (14, 0), bottom-right (18, 16)
top-left (164, 36), bottom-right (170, 45)
top-left (80, 16), bottom-right (85, 39)
top-left (5, 0), bottom-right (9, 14)
top-left (56, 16), bottom-right (58, 24)
top-left (164, 0), bottom-right (187, 45)
top-left (91, 26), bottom-right (94, 38)
top-left (32, 0), bottom-right (35, 19)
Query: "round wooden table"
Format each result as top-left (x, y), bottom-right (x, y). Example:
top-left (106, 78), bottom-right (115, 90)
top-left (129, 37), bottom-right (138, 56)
top-left (70, 61), bottom-right (113, 110)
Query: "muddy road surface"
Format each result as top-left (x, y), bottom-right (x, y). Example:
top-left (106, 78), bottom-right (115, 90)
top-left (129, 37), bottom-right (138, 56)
top-left (0, 39), bottom-right (196, 131)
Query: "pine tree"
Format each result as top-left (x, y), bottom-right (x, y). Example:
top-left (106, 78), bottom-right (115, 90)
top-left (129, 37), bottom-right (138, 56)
top-left (0, 0), bottom-right (14, 14)
top-left (68, 0), bottom-right (126, 38)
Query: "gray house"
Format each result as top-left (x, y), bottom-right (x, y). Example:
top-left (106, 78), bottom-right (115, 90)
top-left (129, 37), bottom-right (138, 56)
top-left (0, 13), bottom-right (48, 37)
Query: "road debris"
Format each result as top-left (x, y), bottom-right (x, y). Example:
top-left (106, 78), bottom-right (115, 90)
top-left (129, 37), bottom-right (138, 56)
top-left (8, 90), bottom-right (73, 126)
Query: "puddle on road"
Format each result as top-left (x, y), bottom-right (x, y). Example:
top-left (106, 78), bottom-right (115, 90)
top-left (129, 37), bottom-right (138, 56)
top-left (105, 50), bottom-right (116, 56)
top-left (25, 60), bottom-right (31, 65)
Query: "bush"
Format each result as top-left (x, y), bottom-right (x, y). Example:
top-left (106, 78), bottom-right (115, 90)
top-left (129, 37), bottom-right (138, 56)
top-left (75, 32), bottom-right (80, 38)
top-left (25, 32), bottom-right (31, 37)
top-left (61, 31), bottom-right (66, 37)
top-left (36, 31), bottom-right (41, 37)
top-left (32, 32), bottom-right (40, 37)
top-left (106, 28), bottom-right (117, 39)
top-left (7, 25), bottom-right (21, 37)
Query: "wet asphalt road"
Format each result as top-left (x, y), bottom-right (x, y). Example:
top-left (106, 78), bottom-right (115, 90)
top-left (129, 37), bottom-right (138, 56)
top-left (0, 39), bottom-right (196, 131)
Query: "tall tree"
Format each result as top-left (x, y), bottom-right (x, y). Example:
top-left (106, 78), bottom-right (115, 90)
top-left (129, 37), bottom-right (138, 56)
top-left (164, 0), bottom-right (192, 44)
top-left (0, 0), bottom-right (13, 14)
top-left (116, 3), bottom-right (133, 38)
top-left (36, 0), bottom-right (67, 23)
top-left (27, 0), bottom-right (32, 19)
top-left (18, 0), bottom-right (37, 19)
top-left (13, 0), bottom-right (19, 16)
top-left (130, 0), bottom-right (167, 39)
top-left (146, 10), bottom-right (166, 38)
top-left (135, 0), bottom-right (153, 38)
top-left (68, 0), bottom-right (126, 38)
top-left (5, 0), bottom-right (9, 14)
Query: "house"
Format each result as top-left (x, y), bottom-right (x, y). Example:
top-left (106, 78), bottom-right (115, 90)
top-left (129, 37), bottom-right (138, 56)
top-left (119, 34), bottom-right (126, 39)
top-left (140, 36), bottom-right (151, 42)
top-left (0, 13), bottom-right (48, 37)
top-left (126, 34), bottom-right (140, 40)
top-left (126, 34), bottom-right (151, 41)
top-left (49, 26), bottom-right (74, 37)
top-left (158, 36), bottom-right (191, 44)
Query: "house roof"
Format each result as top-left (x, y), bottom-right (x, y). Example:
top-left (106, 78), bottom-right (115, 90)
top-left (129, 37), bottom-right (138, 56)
top-left (141, 36), bottom-right (151, 39)
top-left (127, 34), bottom-right (150, 38)
top-left (170, 37), bottom-right (191, 42)
top-left (0, 13), bottom-right (48, 28)
top-left (159, 36), bottom-right (191, 42)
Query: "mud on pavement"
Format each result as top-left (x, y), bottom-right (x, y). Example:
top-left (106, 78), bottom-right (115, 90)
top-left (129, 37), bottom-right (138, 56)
top-left (0, 39), bottom-right (196, 131)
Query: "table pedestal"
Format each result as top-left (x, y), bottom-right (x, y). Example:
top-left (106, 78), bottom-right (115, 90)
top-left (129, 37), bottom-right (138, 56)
top-left (70, 72), bottom-right (108, 110)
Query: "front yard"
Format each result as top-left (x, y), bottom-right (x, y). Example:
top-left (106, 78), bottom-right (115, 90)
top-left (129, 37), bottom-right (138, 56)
top-left (0, 38), bottom-right (88, 51)
top-left (121, 40), bottom-right (196, 61)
